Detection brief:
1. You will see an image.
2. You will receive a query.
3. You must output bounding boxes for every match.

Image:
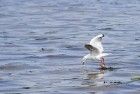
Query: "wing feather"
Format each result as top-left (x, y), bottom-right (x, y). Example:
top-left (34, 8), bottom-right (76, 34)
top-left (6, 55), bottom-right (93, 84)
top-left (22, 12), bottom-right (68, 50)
top-left (85, 44), bottom-right (99, 54)
top-left (89, 34), bottom-right (104, 53)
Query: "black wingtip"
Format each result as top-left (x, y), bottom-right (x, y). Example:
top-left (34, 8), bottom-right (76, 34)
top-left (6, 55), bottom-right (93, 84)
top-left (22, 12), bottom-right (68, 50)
top-left (85, 44), bottom-right (93, 51)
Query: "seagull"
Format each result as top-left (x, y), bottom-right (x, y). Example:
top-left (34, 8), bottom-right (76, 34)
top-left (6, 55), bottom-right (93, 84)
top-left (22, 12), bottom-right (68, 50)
top-left (82, 34), bottom-right (109, 68)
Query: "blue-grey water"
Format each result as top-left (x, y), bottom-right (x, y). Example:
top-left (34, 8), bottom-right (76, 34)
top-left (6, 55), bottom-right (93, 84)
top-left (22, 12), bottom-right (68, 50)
top-left (0, 0), bottom-right (140, 94)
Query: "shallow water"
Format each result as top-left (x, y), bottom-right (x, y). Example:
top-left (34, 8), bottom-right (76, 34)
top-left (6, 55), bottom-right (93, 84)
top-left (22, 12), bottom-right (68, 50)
top-left (0, 0), bottom-right (140, 94)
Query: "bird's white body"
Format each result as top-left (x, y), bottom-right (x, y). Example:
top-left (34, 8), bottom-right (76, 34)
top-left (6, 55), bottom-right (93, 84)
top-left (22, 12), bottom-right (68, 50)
top-left (83, 53), bottom-right (108, 61)
top-left (82, 34), bottom-right (108, 67)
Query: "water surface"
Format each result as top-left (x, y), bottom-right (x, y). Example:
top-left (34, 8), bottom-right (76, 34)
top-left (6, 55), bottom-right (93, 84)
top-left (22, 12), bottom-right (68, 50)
top-left (0, 0), bottom-right (140, 94)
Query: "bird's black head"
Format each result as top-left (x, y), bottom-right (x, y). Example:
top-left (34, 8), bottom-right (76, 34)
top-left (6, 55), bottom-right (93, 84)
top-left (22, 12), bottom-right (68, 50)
top-left (102, 34), bottom-right (104, 37)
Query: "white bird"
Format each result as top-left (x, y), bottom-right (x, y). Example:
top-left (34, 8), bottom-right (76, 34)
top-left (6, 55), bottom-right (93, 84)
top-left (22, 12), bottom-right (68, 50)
top-left (82, 34), bottom-right (109, 68)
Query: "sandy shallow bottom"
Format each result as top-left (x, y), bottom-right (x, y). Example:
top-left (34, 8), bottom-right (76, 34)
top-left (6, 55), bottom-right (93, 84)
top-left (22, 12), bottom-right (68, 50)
top-left (0, 0), bottom-right (140, 94)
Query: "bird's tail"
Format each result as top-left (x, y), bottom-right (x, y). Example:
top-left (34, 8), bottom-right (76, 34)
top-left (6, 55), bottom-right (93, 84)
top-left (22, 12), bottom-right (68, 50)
top-left (101, 53), bottom-right (109, 57)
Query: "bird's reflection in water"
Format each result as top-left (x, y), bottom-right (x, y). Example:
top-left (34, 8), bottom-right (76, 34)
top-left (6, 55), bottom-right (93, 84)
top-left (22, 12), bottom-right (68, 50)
top-left (87, 69), bottom-right (105, 80)
top-left (82, 69), bottom-right (107, 87)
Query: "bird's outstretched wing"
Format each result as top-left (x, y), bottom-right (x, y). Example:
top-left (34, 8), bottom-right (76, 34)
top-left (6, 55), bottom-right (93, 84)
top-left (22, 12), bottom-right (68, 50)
top-left (89, 34), bottom-right (104, 53)
top-left (85, 44), bottom-right (99, 55)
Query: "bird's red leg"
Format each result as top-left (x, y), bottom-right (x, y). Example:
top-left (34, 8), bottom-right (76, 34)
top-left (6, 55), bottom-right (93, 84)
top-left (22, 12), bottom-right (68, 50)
top-left (99, 57), bottom-right (105, 68)
top-left (102, 57), bottom-right (105, 66)
top-left (99, 59), bottom-right (104, 68)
